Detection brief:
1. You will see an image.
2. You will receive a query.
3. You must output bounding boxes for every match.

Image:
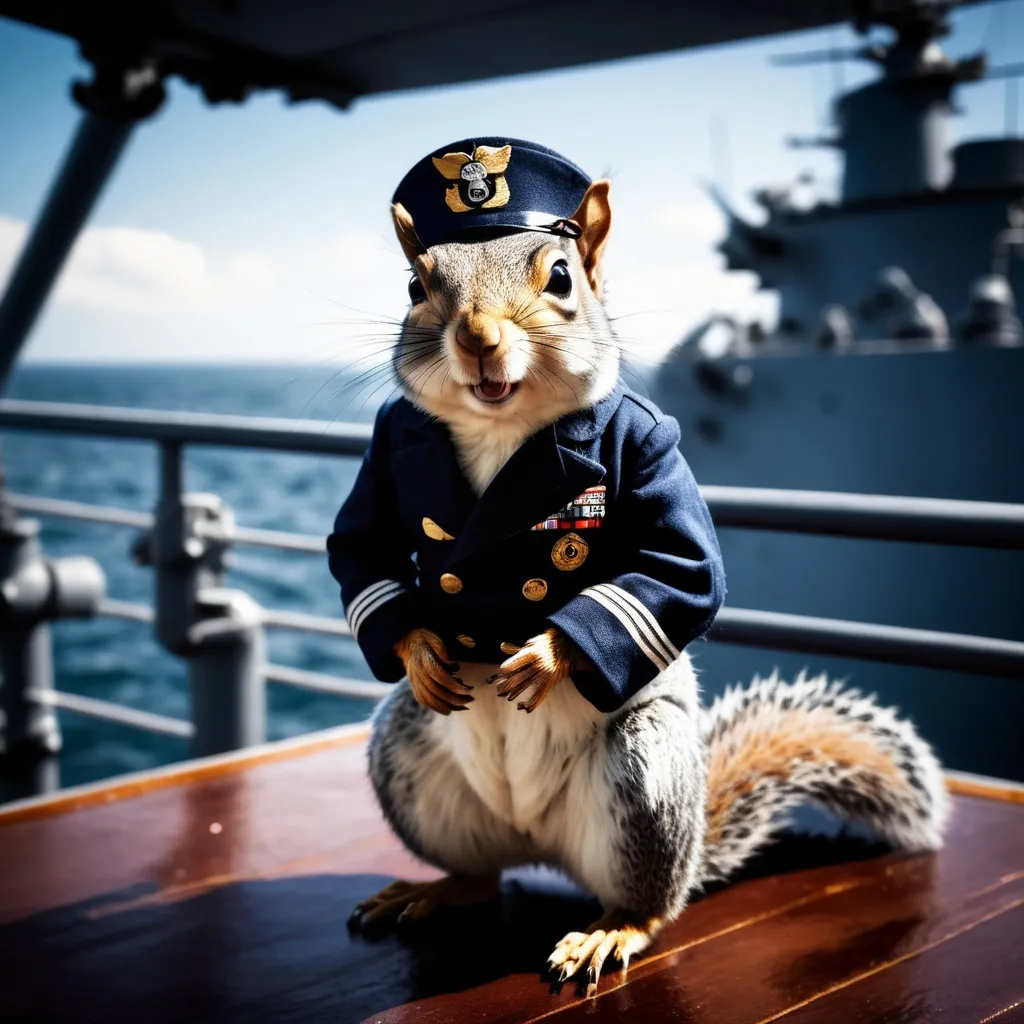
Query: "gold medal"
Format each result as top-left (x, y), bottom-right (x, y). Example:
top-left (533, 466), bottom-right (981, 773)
top-left (551, 532), bottom-right (589, 571)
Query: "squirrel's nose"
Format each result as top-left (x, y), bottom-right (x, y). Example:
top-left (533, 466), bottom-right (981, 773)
top-left (455, 311), bottom-right (502, 356)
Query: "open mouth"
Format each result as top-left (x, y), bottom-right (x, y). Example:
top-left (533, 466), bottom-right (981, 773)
top-left (471, 379), bottom-right (517, 404)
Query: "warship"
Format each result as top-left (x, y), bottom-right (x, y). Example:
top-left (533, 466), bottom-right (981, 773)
top-left (0, 1), bottom-right (1022, 1020)
top-left (649, 0), bottom-right (1024, 782)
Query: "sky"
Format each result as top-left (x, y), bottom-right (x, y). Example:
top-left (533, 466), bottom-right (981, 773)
top-left (0, 1), bottom-right (1021, 366)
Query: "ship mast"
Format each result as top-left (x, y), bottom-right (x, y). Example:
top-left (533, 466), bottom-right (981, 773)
top-left (835, 6), bottom-right (984, 201)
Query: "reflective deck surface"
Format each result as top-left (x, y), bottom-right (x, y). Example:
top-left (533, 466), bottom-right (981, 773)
top-left (0, 726), bottom-right (1022, 1024)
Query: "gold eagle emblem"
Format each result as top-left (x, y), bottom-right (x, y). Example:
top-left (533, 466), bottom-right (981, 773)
top-left (432, 144), bottom-right (512, 213)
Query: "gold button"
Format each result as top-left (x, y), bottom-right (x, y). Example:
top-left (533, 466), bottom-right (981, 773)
top-left (500, 642), bottom-right (521, 656)
top-left (552, 532), bottom-right (589, 571)
top-left (522, 578), bottom-right (548, 602)
top-left (440, 573), bottom-right (463, 594)
top-left (422, 517), bottom-right (455, 541)
top-left (456, 635), bottom-right (476, 649)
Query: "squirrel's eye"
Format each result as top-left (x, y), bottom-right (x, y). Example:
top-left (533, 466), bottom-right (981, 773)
top-left (544, 260), bottom-right (572, 298)
top-left (408, 275), bottom-right (427, 304)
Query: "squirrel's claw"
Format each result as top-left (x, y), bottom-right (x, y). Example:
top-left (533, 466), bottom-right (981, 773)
top-left (547, 913), bottom-right (661, 996)
top-left (395, 628), bottom-right (472, 715)
top-left (491, 627), bottom-right (575, 713)
top-left (349, 875), bottom-right (500, 935)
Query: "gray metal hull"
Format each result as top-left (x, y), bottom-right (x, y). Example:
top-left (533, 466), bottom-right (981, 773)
top-left (648, 346), bottom-right (1024, 780)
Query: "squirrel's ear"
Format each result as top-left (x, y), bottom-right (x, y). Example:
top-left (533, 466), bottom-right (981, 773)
top-left (570, 180), bottom-right (612, 299)
top-left (392, 202), bottom-right (426, 264)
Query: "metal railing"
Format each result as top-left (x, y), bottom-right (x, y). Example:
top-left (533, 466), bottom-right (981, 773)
top-left (8, 488), bottom-right (1024, 681)
top-left (2, 397), bottom-right (1023, 798)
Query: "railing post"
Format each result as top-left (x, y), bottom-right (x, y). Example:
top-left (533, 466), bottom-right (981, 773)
top-left (187, 589), bottom-right (266, 758)
top-left (0, 469), bottom-right (105, 799)
top-left (136, 441), bottom-right (266, 757)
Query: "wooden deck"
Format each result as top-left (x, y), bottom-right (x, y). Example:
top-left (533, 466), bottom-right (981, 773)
top-left (0, 725), bottom-right (1022, 1024)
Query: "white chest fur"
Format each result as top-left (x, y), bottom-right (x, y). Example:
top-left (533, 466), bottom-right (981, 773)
top-left (423, 656), bottom-right (699, 907)
top-left (432, 664), bottom-right (604, 841)
top-left (446, 419), bottom-right (533, 496)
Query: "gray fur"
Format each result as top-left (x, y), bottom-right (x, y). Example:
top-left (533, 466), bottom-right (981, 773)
top-left (368, 659), bottom-right (709, 921)
top-left (368, 666), bottom-right (948, 925)
top-left (604, 695), bottom-right (706, 919)
top-left (699, 671), bottom-right (949, 885)
top-left (368, 681), bottom-right (533, 875)
top-left (391, 229), bottom-right (621, 438)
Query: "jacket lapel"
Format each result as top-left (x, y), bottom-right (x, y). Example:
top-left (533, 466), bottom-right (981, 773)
top-left (448, 383), bottom-right (624, 565)
top-left (389, 405), bottom-right (476, 535)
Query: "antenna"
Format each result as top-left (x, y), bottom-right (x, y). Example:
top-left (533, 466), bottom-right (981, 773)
top-left (830, 26), bottom-right (847, 98)
top-left (770, 46), bottom-right (880, 68)
top-left (986, 62), bottom-right (1024, 81)
top-left (709, 117), bottom-right (733, 208)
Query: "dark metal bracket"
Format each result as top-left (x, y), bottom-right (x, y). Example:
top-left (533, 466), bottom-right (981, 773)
top-left (0, 56), bottom-right (166, 390)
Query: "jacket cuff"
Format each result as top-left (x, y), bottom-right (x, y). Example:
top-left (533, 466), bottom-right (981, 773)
top-left (346, 582), bottom-right (420, 683)
top-left (548, 595), bottom-right (661, 713)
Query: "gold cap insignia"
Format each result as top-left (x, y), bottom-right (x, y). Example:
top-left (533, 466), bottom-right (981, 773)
top-left (432, 145), bottom-right (511, 213)
top-left (551, 532), bottom-right (589, 571)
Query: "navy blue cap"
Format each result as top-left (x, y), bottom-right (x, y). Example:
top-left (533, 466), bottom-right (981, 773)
top-left (392, 137), bottom-right (592, 250)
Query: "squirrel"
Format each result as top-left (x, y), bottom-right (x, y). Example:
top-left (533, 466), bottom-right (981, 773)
top-left (328, 138), bottom-right (949, 995)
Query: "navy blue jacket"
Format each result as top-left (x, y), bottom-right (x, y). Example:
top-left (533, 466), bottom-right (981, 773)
top-left (327, 382), bottom-right (725, 712)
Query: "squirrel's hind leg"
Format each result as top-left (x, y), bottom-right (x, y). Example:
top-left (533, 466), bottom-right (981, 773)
top-left (355, 681), bottom-right (529, 933)
top-left (547, 666), bottom-right (706, 993)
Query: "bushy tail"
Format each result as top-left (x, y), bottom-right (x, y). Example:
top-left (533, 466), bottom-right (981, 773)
top-left (700, 672), bottom-right (949, 884)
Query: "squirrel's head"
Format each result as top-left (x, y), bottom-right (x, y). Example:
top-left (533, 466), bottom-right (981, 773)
top-left (390, 181), bottom-right (619, 432)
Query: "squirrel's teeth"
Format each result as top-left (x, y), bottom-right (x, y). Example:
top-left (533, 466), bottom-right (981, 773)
top-left (473, 380), bottom-right (513, 403)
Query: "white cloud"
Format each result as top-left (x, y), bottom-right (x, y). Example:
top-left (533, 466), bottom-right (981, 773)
top-left (649, 200), bottom-right (727, 250)
top-left (1, 211), bottom-right (773, 365)
top-left (324, 231), bottom-right (406, 279)
top-left (604, 253), bottom-right (777, 363)
top-left (0, 214), bottom-right (277, 313)
top-left (282, 232), bottom-right (410, 363)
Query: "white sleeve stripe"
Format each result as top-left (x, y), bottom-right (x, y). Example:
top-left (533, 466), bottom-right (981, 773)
top-left (346, 578), bottom-right (403, 628)
top-left (351, 582), bottom-right (403, 635)
top-left (580, 588), bottom-right (669, 672)
top-left (351, 584), bottom-right (405, 641)
top-left (345, 579), bottom-right (391, 626)
top-left (587, 585), bottom-right (676, 667)
top-left (350, 581), bottom-right (401, 634)
top-left (600, 584), bottom-right (680, 660)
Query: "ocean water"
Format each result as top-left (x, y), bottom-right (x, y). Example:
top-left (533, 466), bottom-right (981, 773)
top-left (2, 363), bottom-right (391, 790)
top-left (4, 362), bottom-right (1023, 795)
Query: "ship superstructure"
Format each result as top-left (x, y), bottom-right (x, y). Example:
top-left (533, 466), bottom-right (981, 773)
top-left (706, 4), bottom-right (1024, 350)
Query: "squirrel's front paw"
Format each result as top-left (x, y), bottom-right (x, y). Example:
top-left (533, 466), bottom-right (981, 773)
top-left (394, 628), bottom-right (473, 715)
top-left (489, 627), bottom-right (577, 713)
